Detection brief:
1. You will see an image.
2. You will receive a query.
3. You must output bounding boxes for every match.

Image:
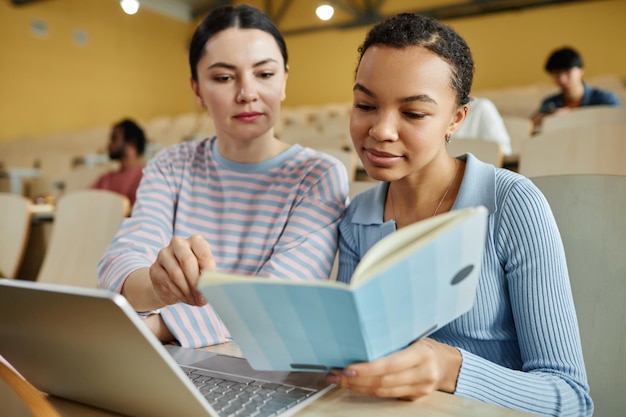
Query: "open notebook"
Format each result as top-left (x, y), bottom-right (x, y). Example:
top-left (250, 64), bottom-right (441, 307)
top-left (0, 279), bottom-right (333, 417)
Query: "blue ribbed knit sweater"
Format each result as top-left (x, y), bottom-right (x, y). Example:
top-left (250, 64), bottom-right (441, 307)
top-left (337, 153), bottom-right (593, 417)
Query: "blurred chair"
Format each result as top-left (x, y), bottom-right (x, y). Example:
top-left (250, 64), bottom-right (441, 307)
top-left (36, 190), bottom-right (130, 288)
top-left (63, 164), bottom-right (117, 194)
top-left (447, 138), bottom-right (503, 167)
top-left (318, 119), bottom-right (352, 151)
top-left (278, 122), bottom-right (322, 147)
top-left (170, 112), bottom-right (200, 143)
top-left (317, 148), bottom-right (358, 182)
top-left (539, 106), bottom-right (626, 134)
top-left (349, 180), bottom-right (379, 200)
top-left (531, 174), bottom-right (626, 417)
top-left (519, 123), bottom-right (626, 177)
top-left (476, 83), bottom-right (551, 118)
top-left (143, 115), bottom-right (174, 146)
top-left (0, 193), bottom-right (31, 279)
top-left (195, 114), bottom-right (217, 140)
top-left (502, 115), bottom-right (532, 157)
top-left (0, 356), bottom-right (61, 417)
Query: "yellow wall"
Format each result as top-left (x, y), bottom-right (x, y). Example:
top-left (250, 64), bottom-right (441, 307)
top-left (0, 0), bottom-right (196, 142)
top-left (1, 0), bottom-right (625, 142)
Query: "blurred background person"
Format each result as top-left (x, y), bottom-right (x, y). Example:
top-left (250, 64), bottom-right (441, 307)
top-left (531, 46), bottom-right (621, 132)
top-left (453, 96), bottom-right (512, 156)
top-left (90, 118), bottom-right (146, 206)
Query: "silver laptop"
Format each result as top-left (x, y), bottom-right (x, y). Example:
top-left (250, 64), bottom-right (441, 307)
top-left (0, 279), bottom-right (333, 417)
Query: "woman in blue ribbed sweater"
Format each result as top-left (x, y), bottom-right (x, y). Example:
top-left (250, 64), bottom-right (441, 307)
top-left (327, 12), bottom-right (593, 417)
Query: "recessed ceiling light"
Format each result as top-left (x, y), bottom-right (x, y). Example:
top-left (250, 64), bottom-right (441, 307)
top-left (120, 0), bottom-right (140, 15)
top-left (316, 4), bottom-right (334, 21)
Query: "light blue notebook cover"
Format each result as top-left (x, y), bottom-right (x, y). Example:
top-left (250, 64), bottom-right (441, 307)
top-left (198, 206), bottom-right (487, 372)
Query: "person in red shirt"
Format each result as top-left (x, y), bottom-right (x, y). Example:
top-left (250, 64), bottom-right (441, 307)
top-left (90, 119), bottom-right (146, 206)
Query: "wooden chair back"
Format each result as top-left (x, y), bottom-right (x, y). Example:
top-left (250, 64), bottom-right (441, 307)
top-left (0, 193), bottom-right (31, 279)
top-left (318, 148), bottom-right (358, 182)
top-left (539, 106), bottom-right (626, 133)
top-left (531, 174), bottom-right (626, 417)
top-left (0, 356), bottom-right (61, 417)
top-left (63, 164), bottom-right (117, 194)
top-left (36, 190), bottom-right (129, 288)
top-left (502, 115), bottom-right (532, 156)
top-left (519, 123), bottom-right (626, 177)
top-left (447, 138), bottom-right (503, 167)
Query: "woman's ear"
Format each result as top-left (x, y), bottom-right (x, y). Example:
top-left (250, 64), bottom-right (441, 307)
top-left (448, 105), bottom-right (468, 136)
top-left (281, 66), bottom-right (289, 101)
top-left (190, 78), bottom-right (205, 108)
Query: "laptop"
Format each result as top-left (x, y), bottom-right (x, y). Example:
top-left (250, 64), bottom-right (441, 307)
top-left (0, 279), bottom-right (334, 417)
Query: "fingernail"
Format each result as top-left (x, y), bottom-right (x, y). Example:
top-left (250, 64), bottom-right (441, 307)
top-left (342, 369), bottom-right (357, 377)
top-left (326, 375), bottom-right (339, 384)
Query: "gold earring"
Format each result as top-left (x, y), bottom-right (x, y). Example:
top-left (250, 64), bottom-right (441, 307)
top-left (445, 133), bottom-right (452, 143)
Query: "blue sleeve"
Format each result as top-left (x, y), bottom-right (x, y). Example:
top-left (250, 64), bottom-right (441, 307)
top-left (538, 97), bottom-right (558, 114)
top-left (336, 203), bottom-right (361, 284)
top-left (454, 180), bottom-right (593, 417)
top-left (599, 90), bottom-right (621, 106)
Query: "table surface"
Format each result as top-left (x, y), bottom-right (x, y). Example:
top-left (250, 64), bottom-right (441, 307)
top-left (31, 342), bottom-right (534, 417)
top-left (29, 203), bottom-right (55, 222)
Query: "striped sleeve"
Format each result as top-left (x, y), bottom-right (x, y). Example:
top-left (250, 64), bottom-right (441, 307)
top-left (256, 149), bottom-right (349, 281)
top-left (97, 142), bottom-right (349, 348)
top-left (97, 146), bottom-right (179, 292)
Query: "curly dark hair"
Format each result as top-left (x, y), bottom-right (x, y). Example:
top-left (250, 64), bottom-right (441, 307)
top-left (189, 4), bottom-right (288, 82)
top-left (356, 13), bottom-right (474, 106)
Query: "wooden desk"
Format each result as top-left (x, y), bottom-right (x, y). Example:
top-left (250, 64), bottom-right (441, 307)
top-left (43, 389), bottom-right (534, 417)
top-left (29, 203), bottom-right (55, 223)
top-left (38, 343), bottom-right (535, 417)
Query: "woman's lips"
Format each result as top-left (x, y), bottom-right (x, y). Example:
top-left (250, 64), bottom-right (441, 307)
top-left (234, 112), bottom-right (263, 122)
top-left (363, 148), bottom-right (402, 167)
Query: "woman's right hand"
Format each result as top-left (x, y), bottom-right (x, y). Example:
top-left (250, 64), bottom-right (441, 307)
top-left (149, 234), bottom-right (216, 307)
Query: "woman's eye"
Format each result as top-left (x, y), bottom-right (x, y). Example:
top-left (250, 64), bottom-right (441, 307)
top-left (213, 75), bottom-right (233, 82)
top-left (259, 72), bottom-right (274, 79)
top-left (404, 112), bottom-right (426, 120)
top-left (354, 103), bottom-right (374, 111)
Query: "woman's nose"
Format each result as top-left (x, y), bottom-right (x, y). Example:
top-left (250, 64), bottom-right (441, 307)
top-left (236, 79), bottom-right (257, 103)
top-left (369, 115), bottom-right (399, 142)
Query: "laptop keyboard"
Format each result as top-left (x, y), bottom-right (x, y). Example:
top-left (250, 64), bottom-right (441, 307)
top-left (181, 365), bottom-right (318, 417)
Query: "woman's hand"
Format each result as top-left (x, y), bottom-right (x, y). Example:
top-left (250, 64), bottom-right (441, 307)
top-left (149, 234), bottom-right (216, 307)
top-left (325, 338), bottom-right (462, 400)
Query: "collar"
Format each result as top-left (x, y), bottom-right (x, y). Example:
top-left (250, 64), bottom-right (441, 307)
top-left (351, 153), bottom-right (496, 226)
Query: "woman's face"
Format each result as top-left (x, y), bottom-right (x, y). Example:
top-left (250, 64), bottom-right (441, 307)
top-left (191, 28), bottom-right (287, 143)
top-left (350, 45), bottom-right (465, 182)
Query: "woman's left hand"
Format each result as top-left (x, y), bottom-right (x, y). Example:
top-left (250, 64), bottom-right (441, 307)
top-left (325, 338), bottom-right (462, 400)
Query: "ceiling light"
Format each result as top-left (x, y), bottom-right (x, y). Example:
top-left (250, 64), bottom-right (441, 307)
top-left (120, 0), bottom-right (140, 15)
top-left (315, 4), bottom-right (334, 21)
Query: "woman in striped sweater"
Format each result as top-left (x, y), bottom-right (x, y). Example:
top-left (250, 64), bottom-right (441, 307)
top-left (97, 5), bottom-right (348, 348)
top-left (328, 12), bottom-right (592, 417)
